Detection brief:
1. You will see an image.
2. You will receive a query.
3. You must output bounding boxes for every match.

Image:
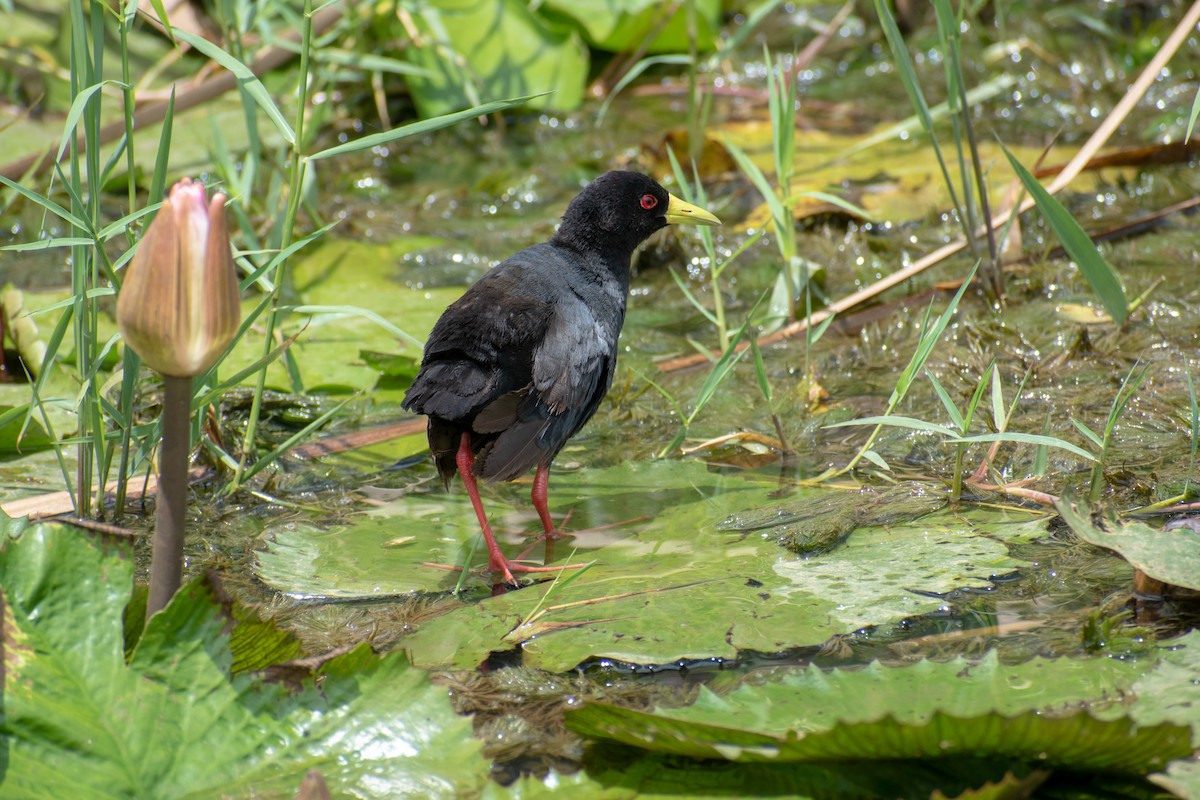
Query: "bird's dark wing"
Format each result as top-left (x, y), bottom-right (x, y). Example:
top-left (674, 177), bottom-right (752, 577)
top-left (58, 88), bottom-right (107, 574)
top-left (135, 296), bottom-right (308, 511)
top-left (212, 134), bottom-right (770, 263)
top-left (402, 265), bottom-right (557, 483)
top-left (474, 293), bottom-right (618, 481)
top-left (401, 268), bottom-right (553, 423)
top-left (404, 244), bottom-right (623, 484)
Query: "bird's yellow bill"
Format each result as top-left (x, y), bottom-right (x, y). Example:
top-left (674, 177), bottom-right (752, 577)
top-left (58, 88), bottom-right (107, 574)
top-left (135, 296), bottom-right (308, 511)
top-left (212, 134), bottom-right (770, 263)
top-left (664, 193), bottom-right (721, 226)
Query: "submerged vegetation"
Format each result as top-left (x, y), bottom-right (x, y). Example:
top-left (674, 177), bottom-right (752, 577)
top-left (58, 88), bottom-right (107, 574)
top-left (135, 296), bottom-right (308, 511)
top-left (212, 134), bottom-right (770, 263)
top-left (2, 0), bottom-right (1200, 797)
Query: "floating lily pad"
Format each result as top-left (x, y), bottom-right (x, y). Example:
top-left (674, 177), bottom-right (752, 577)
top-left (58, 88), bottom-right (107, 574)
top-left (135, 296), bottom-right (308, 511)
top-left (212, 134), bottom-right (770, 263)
top-left (222, 238), bottom-right (448, 397)
top-left (1130, 630), bottom-right (1200, 738)
top-left (256, 459), bottom-right (1037, 670)
top-left (565, 652), bottom-right (1191, 774)
top-left (1057, 499), bottom-right (1200, 591)
top-left (403, 0), bottom-right (589, 117)
top-left (540, 0), bottom-right (721, 53)
top-left (0, 404), bottom-right (53, 459)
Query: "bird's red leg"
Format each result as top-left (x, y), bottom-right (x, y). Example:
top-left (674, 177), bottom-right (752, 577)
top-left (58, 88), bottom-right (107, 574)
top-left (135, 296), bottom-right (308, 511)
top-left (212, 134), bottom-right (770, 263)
top-left (456, 434), bottom-right (582, 584)
top-left (531, 461), bottom-right (572, 540)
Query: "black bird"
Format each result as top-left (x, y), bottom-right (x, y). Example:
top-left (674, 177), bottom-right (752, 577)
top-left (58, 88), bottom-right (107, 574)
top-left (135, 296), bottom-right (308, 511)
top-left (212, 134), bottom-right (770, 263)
top-left (402, 171), bottom-right (720, 584)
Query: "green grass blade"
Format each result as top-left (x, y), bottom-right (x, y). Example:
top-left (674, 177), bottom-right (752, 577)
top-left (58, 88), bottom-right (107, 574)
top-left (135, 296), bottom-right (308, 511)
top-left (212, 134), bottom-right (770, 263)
top-left (284, 304), bottom-right (423, 349)
top-left (668, 268), bottom-right (719, 325)
top-left (925, 371), bottom-right (965, 431)
top-left (173, 28), bottom-right (296, 146)
top-left (860, 450), bottom-right (891, 471)
top-left (749, 338), bottom-right (772, 404)
top-left (789, 190), bottom-right (875, 221)
top-left (891, 261), bottom-right (979, 405)
top-left (949, 432), bottom-right (1097, 462)
top-left (56, 81), bottom-right (124, 165)
top-left (1070, 417), bottom-right (1104, 449)
top-left (241, 221), bottom-right (340, 290)
top-left (963, 361), bottom-right (995, 433)
top-left (23, 291), bottom-right (113, 320)
top-left (1187, 85), bottom-right (1200, 143)
top-left (685, 292), bottom-right (771, 427)
top-left (146, 0), bottom-right (174, 39)
top-left (598, 55), bottom-right (690, 124)
top-left (720, 137), bottom-right (787, 235)
top-left (1002, 146), bottom-right (1127, 323)
top-left (873, 0), bottom-right (964, 223)
top-left (690, 333), bottom-right (750, 422)
top-left (990, 364), bottom-right (1005, 431)
top-left (98, 202), bottom-right (163, 241)
top-left (720, 0), bottom-right (788, 53)
top-left (306, 95), bottom-right (545, 161)
top-left (0, 176), bottom-right (91, 231)
top-left (826, 415), bottom-right (957, 437)
top-left (2, 238), bottom-right (95, 252)
top-left (238, 396), bottom-right (355, 484)
top-left (147, 87), bottom-right (175, 204)
top-left (1034, 412), bottom-right (1052, 477)
top-left (1103, 362), bottom-right (1148, 437)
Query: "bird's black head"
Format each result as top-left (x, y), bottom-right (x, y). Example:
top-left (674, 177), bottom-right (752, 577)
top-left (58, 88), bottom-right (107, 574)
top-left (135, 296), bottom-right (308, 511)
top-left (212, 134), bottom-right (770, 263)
top-left (554, 171), bottom-right (673, 256)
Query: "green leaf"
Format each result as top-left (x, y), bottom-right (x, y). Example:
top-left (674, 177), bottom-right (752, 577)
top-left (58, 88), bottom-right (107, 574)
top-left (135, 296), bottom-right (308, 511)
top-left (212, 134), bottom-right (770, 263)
top-left (1070, 417), bottom-right (1104, 449)
top-left (0, 524), bottom-right (490, 798)
top-left (1002, 146), bottom-right (1127, 324)
top-left (596, 54), bottom-right (690, 124)
top-left (948, 432), bottom-right (1097, 462)
top-left (722, 137), bottom-right (788, 240)
top-left (306, 95), bottom-right (542, 161)
top-left (55, 80), bottom-right (125, 166)
top-left (540, 0), bottom-right (720, 53)
top-left (926, 366), bottom-right (975, 433)
top-left (285, 304), bottom-right (424, 349)
top-left (254, 461), bottom-right (1028, 671)
top-left (826, 415), bottom-right (958, 437)
top-left (1184, 83), bottom-right (1200, 143)
top-left (172, 28), bottom-right (296, 146)
top-left (0, 237), bottom-right (94, 251)
top-left (0, 404), bottom-right (53, 458)
top-left (1057, 499), bottom-right (1200, 591)
top-left (403, 0), bottom-right (588, 117)
top-left (0, 175), bottom-right (91, 232)
top-left (860, 449), bottom-right (891, 471)
top-left (566, 651), bottom-right (1190, 773)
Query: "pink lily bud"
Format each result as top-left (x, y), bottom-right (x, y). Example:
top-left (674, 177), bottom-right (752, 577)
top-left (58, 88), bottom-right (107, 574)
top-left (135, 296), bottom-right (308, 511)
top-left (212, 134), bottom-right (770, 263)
top-left (117, 178), bottom-right (241, 378)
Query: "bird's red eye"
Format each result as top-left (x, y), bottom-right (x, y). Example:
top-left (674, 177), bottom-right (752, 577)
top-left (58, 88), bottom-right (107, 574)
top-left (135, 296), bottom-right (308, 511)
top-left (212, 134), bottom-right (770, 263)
top-left (640, 194), bottom-right (658, 210)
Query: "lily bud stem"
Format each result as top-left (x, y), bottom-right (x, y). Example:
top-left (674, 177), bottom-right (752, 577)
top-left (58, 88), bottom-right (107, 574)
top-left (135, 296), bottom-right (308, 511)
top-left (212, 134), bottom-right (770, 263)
top-left (147, 375), bottom-right (192, 617)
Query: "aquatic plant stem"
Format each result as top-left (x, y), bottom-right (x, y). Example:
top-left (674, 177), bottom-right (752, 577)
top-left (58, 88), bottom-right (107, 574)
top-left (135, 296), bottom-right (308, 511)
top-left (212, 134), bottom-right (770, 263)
top-left (147, 375), bottom-right (191, 617)
top-left (233, 0), bottom-right (314, 488)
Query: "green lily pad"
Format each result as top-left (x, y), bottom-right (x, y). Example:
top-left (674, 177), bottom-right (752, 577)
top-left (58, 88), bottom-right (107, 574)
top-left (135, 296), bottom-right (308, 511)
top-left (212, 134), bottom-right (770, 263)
top-left (539, 0), bottom-right (720, 53)
top-left (223, 237), bottom-right (448, 397)
top-left (403, 0), bottom-right (589, 117)
top-left (0, 404), bottom-right (53, 459)
top-left (1130, 630), bottom-right (1200, 737)
top-left (253, 459), bottom-right (1032, 670)
top-left (1152, 758), bottom-right (1200, 800)
top-left (565, 652), bottom-right (1191, 774)
top-left (0, 523), bottom-right (490, 799)
top-left (569, 703), bottom-right (1188, 774)
top-left (1057, 498), bottom-right (1200, 590)
top-left (662, 650), bottom-right (1148, 731)
top-left (578, 753), bottom-right (1048, 800)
